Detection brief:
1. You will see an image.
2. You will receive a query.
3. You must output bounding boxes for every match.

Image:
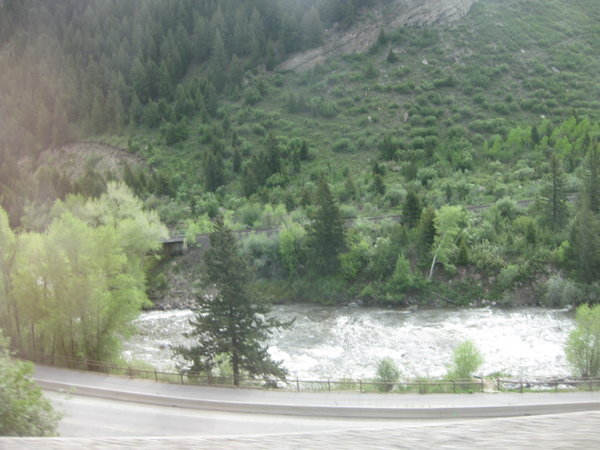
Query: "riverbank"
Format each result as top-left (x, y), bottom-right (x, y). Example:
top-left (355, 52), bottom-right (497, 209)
top-left (148, 272), bottom-right (552, 312)
top-left (148, 247), bottom-right (535, 312)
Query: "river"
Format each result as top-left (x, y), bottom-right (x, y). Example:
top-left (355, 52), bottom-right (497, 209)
top-left (123, 305), bottom-right (574, 380)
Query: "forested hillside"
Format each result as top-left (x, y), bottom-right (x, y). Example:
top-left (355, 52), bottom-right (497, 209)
top-left (1, 0), bottom-right (599, 310)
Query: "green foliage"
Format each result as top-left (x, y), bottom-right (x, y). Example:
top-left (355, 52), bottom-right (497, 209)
top-left (242, 232), bottom-right (283, 279)
top-left (0, 184), bottom-right (167, 363)
top-left (1, 0), bottom-right (600, 307)
top-left (340, 236), bottom-right (370, 282)
top-left (331, 138), bottom-right (355, 154)
top-left (389, 253), bottom-right (414, 294)
top-left (429, 206), bottom-right (469, 278)
top-left (565, 304), bottom-right (600, 377)
top-left (402, 191), bottom-right (421, 229)
top-left (567, 208), bottom-right (600, 283)
top-left (174, 217), bottom-right (291, 385)
top-left (583, 145), bottom-right (600, 213)
top-left (278, 223), bottom-right (306, 276)
top-left (544, 275), bottom-right (584, 307)
top-left (447, 340), bottom-right (483, 380)
top-left (375, 357), bottom-right (401, 392)
top-left (0, 332), bottom-right (61, 436)
top-left (306, 177), bottom-right (346, 276)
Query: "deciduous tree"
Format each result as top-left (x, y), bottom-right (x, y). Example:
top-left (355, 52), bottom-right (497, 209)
top-left (565, 304), bottom-right (600, 377)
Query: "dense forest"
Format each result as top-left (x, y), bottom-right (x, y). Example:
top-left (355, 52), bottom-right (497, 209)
top-left (0, 0), bottom-right (382, 222)
top-left (1, 0), bottom-right (600, 362)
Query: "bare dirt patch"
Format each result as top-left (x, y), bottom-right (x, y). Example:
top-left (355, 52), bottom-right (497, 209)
top-left (26, 141), bottom-right (145, 180)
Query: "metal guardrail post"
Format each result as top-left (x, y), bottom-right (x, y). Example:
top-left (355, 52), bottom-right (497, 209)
top-left (359, 379), bottom-right (362, 393)
top-left (328, 379), bottom-right (331, 392)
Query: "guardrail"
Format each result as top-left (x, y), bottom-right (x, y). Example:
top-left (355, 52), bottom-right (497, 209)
top-left (497, 377), bottom-right (600, 392)
top-left (16, 347), bottom-right (485, 394)
top-left (17, 347), bottom-right (600, 394)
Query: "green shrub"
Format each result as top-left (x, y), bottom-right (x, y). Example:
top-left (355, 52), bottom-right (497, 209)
top-left (565, 304), bottom-right (600, 377)
top-left (384, 187), bottom-right (406, 208)
top-left (0, 332), bottom-right (61, 436)
top-left (497, 264), bottom-right (520, 290)
top-left (331, 138), bottom-right (355, 153)
top-left (389, 253), bottom-right (414, 294)
top-left (238, 203), bottom-right (263, 227)
top-left (544, 275), bottom-right (584, 307)
top-left (375, 357), bottom-right (401, 392)
top-left (447, 340), bottom-right (483, 380)
top-left (244, 87), bottom-right (261, 105)
top-left (241, 233), bottom-right (283, 279)
top-left (340, 238), bottom-right (370, 281)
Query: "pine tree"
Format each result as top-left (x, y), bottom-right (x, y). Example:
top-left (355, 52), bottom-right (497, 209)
top-left (302, 6), bottom-right (324, 48)
top-left (372, 173), bottom-right (385, 195)
top-left (568, 208), bottom-right (600, 284)
top-left (173, 216), bottom-right (291, 385)
top-left (540, 154), bottom-right (568, 230)
top-left (242, 165), bottom-right (259, 197)
top-left (209, 30), bottom-right (228, 92)
top-left (417, 206), bottom-right (437, 255)
top-left (228, 54), bottom-right (244, 90)
top-left (402, 191), bottom-right (422, 229)
top-left (232, 147), bottom-right (242, 173)
top-left (203, 150), bottom-right (225, 192)
top-left (306, 176), bottom-right (346, 275)
top-left (584, 144), bottom-right (600, 214)
top-left (531, 125), bottom-right (541, 146)
top-left (379, 133), bottom-right (399, 161)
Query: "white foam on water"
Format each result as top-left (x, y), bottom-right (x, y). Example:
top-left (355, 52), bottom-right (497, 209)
top-left (123, 305), bottom-right (575, 380)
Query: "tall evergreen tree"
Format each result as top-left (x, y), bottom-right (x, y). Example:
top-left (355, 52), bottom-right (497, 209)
top-left (209, 30), bottom-right (228, 93)
top-left (568, 208), bottom-right (600, 284)
top-left (306, 176), bottom-right (346, 275)
top-left (203, 150), bottom-right (225, 192)
top-left (173, 216), bottom-right (291, 386)
top-left (584, 144), bottom-right (600, 214)
top-left (402, 191), bottom-right (422, 229)
top-left (540, 153), bottom-right (568, 230)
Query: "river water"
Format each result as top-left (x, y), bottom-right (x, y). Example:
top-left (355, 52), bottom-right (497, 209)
top-left (123, 305), bottom-right (574, 380)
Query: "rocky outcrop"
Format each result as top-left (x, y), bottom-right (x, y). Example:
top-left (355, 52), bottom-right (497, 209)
top-left (277, 0), bottom-right (477, 72)
top-left (397, 0), bottom-right (476, 26)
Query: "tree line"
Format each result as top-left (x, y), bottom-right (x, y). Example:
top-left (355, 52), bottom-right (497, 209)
top-left (0, 183), bottom-right (167, 364)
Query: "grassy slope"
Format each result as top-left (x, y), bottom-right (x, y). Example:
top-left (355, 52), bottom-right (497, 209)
top-left (110, 0), bottom-right (598, 225)
top-left (136, 0), bottom-right (600, 308)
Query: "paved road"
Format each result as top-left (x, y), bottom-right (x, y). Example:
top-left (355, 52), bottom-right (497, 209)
top-left (31, 365), bottom-right (600, 419)
top-left (1, 365), bottom-right (599, 448)
top-left (3, 410), bottom-right (600, 449)
top-left (45, 390), bottom-right (406, 437)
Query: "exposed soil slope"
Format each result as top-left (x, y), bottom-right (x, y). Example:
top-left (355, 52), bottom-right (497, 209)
top-left (278, 0), bottom-right (477, 72)
top-left (30, 142), bottom-right (144, 180)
